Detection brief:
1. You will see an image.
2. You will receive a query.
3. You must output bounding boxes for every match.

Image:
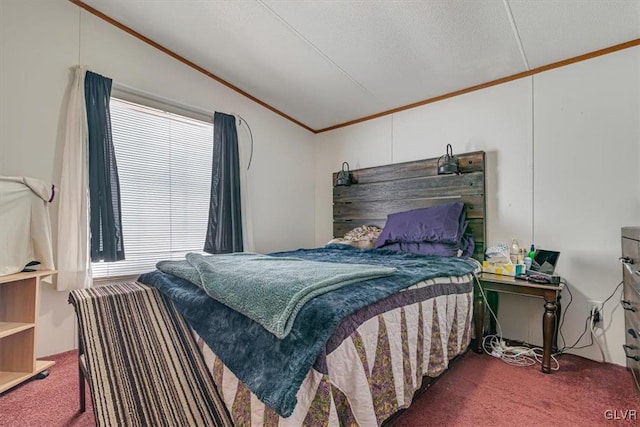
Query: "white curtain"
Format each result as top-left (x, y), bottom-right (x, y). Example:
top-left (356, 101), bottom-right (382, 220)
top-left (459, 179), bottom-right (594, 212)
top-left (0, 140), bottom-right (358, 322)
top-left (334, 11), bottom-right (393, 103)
top-left (237, 119), bottom-right (255, 252)
top-left (56, 66), bottom-right (91, 290)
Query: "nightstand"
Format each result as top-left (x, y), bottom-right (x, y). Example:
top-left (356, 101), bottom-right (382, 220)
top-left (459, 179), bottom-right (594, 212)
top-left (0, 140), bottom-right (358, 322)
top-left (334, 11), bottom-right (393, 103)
top-left (473, 273), bottom-right (563, 373)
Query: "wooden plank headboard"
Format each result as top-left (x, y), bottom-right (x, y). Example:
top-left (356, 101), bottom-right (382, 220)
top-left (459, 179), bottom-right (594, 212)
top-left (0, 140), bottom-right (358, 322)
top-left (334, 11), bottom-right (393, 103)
top-left (332, 151), bottom-right (486, 261)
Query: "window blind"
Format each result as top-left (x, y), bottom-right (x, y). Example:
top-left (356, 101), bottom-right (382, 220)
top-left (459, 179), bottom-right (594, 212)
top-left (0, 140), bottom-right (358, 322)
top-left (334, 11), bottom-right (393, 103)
top-left (92, 98), bottom-right (213, 278)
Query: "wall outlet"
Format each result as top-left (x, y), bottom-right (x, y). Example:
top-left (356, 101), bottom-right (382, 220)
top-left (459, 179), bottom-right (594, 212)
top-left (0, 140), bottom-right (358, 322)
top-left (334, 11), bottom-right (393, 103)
top-left (588, 300), bottom-right (603, 324)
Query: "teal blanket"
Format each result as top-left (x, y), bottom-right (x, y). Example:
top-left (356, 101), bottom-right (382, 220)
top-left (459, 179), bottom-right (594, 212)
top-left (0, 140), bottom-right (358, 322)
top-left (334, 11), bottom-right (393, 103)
top-left (157, 253), bottom-right (396, 338)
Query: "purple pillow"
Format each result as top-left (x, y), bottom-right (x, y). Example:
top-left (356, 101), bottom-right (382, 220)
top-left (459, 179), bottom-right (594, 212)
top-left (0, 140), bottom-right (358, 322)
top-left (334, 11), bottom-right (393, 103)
top-left (375, 202), bottom-right (466, 248)
top-left (380, 235), bottom-right (475, 258)
top-left (380, 242), bottom-right (460, 257)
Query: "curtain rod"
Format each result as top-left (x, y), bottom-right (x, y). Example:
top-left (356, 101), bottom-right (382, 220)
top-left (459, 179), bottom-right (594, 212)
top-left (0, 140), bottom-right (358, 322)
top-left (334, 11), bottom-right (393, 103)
top-left (111, 81), bottom-right (215, 121)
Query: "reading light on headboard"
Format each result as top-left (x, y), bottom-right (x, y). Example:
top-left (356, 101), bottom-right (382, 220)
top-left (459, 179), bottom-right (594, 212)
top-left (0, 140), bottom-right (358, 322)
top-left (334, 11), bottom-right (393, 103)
top-left (437, 144), bottom-right (460, 175)
top-left (335, 162), bottom-right (353, 186)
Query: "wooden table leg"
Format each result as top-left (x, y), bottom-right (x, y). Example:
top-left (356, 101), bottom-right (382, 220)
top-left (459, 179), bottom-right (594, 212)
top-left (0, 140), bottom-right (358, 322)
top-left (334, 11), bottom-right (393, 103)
top-left (542, 293), bottom-right (558, 373)
top-left (553, 294), bottom-right (561, 354)
top-left (474, 284), bottom-right (485, 354)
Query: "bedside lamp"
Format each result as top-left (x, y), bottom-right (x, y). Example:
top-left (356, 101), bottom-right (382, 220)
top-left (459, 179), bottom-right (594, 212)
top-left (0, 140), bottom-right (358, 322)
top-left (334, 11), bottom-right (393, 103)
top-left (335, 162), bottom-right (352, 186)
top-left (437, 144), bottom-right (460, 175)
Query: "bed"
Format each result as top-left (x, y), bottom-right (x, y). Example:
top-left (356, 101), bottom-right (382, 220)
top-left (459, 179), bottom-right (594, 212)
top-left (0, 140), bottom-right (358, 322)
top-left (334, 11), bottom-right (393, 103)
top-left (138, 151), bottom-right (486, 426)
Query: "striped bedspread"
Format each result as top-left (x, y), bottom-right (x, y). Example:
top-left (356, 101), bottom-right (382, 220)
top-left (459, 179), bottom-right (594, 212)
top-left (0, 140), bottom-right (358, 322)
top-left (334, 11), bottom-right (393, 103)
top-left (69, 282), bottom-right (233, 427)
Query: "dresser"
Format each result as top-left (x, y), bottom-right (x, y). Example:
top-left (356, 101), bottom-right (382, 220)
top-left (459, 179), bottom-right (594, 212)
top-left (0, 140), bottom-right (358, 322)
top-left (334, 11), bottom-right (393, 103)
top-left (622, 227), bottom-right (640, 392)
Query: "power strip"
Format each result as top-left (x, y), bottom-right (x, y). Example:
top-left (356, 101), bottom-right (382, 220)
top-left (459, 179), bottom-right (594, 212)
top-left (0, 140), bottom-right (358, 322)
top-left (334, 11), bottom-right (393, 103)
top-left (489, 339), bottom-right (535, 359)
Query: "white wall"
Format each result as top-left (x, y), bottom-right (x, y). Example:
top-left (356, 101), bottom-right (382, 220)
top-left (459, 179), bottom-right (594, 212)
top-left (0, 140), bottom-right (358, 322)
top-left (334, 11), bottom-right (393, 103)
top-left (531, 50), bottom-right (640, 364)
top-left (315, 47), bottom-right (640, 366)
top-left (1, 0), bottom-right (316, 357)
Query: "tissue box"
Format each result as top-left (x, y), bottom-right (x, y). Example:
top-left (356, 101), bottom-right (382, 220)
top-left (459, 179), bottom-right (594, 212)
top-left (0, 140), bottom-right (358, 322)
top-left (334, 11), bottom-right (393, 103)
top-left (482, 261), bottom-right (525, 276)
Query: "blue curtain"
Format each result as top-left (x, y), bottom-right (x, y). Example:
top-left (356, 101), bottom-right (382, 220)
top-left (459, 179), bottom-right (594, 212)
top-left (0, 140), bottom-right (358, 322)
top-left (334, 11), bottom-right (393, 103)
top-left (85, 71), bottom-right (125, 262)
top-left (204, 112), bottom-right (243, 253)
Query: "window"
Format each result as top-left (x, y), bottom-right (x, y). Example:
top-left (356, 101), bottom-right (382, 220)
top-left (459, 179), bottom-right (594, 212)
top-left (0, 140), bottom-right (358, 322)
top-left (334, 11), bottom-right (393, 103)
top-left (92, 98), bottom-right (213, 278)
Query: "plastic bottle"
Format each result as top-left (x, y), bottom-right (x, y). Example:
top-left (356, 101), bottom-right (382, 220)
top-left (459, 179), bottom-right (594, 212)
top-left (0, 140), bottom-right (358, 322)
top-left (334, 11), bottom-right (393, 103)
top-left (510, 239), bottom-right (520, 264)
top-left (523, 243), bottom-right (535, 271)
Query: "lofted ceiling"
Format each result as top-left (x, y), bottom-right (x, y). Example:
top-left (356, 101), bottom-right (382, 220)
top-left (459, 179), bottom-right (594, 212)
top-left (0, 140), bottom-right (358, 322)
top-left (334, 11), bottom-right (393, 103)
top-left (79, 0), bottom-right (640, 132)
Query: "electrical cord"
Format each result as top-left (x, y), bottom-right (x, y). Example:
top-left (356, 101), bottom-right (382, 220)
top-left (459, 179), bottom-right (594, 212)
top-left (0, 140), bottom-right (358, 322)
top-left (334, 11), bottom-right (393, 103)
top-left (236, 114), bottom-right (254, 170)
top-left (600, 280), bottom-right (624, 307)
top-left (555, 279), bottom-right (572, 351)
top-left (589, 280), bottom-right (623, 362)
top-left (556, 280), bottom-right (623, 355)
top-left (474, 273), bottom-right (503, 338)
top-left (590, 306), bottom-right (606, 363)
top-left (474, 273), bottom-right (560, 371)
top-left (559, 313), bottom-right (594, 352)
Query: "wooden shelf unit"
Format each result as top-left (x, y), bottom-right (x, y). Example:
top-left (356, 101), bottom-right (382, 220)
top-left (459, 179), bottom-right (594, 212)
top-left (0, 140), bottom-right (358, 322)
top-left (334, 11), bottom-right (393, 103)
top-left (0, 270), bottom-right (56, 393)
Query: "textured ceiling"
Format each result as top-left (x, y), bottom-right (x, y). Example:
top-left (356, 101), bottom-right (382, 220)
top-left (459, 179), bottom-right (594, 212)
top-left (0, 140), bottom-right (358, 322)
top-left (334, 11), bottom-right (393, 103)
top-left (81, 0), bottom-right (640, 132)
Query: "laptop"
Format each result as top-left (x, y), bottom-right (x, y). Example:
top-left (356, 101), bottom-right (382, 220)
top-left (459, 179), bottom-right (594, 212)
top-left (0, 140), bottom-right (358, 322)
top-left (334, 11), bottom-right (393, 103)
top-left (525, 249), bottom-right (560, 278)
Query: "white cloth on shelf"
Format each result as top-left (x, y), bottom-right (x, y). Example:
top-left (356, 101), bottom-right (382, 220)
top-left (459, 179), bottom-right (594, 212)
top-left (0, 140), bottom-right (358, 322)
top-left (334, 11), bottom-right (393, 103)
top-left (0, 176), bottom-right (56, 277)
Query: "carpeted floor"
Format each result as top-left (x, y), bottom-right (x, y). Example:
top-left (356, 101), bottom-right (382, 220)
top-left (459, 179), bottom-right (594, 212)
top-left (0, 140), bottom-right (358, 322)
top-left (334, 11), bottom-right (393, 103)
top-left (394, 351), bottom-right (638, 427)
top-left (0, 350), bottom-right (93, 427)
top-left (0, 349), bottom-right (637, 426)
